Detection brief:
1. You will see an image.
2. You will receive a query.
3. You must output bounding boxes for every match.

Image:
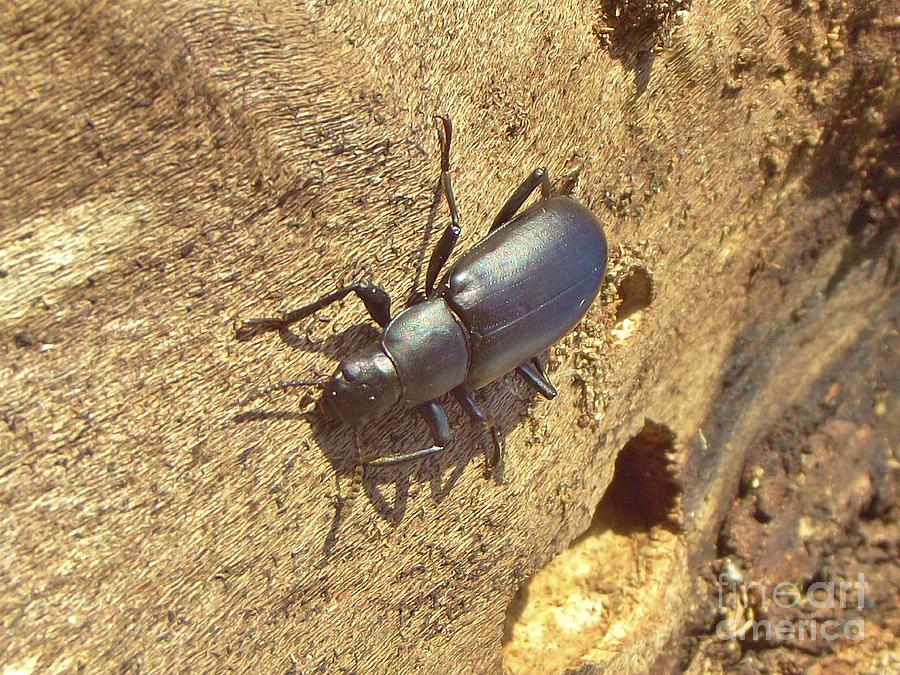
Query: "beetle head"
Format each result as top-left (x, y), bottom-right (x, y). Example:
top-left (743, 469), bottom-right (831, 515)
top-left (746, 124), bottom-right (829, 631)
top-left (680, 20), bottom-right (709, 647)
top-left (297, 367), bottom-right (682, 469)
top-left (320, 346), bottom-right (401, 425)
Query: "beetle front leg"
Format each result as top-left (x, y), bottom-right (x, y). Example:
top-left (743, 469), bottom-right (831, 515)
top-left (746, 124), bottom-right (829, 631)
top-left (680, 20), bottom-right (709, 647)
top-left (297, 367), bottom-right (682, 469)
top-left (235, 280), bottom-right (392, 340)
top-left (361, 401), bottom-right (449, 467)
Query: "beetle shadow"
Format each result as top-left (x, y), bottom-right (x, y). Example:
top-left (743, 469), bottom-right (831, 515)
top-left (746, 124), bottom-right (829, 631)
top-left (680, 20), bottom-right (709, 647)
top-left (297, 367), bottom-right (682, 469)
top-left (235, 300), bottom-right (544, 555)
top-left (404, 172), bottom-right (444, 307)
top-left (266, 321), bottom-right (383, 363)
top-left (305, 389), bottom-right (522, 555)
top-left (232, 371), bottom-right (535, 555)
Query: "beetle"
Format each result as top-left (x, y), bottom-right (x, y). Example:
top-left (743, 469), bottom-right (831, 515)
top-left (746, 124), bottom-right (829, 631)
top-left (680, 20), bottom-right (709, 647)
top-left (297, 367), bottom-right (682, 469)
top-left (236, 115), bottom-right (607, 473)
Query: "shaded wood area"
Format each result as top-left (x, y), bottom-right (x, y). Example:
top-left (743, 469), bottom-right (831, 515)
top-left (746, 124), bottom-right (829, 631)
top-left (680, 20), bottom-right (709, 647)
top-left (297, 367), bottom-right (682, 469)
top-left (1, 0), bottom-right (896, 672)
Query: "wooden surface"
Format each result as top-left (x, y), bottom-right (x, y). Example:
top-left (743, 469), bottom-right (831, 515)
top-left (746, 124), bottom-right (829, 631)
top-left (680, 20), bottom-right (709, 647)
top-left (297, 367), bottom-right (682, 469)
top-left (1, 0), bottom-right (896, 672)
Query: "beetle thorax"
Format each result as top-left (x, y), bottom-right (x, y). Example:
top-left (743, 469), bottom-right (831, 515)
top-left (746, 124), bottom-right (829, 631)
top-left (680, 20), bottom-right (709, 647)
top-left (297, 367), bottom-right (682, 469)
top-left (380, 299), bottom-right (469, 406)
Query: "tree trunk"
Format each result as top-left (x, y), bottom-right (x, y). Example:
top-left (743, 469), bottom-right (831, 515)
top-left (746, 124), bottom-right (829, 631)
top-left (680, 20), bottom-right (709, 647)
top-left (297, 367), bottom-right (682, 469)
top-left (1, 1), bottom-right (896, 672)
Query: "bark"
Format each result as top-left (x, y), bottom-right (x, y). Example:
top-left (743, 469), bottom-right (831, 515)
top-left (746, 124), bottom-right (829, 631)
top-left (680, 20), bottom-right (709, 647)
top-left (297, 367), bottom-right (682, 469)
top-left (1, 1), bottom-right (896, 672)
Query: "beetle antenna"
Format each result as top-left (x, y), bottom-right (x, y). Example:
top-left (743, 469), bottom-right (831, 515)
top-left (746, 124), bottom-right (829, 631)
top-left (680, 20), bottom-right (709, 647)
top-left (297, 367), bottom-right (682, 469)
top-left (340, 462), bottom-right (364, 518)
top-left (243, 378), bottom-right (328, 404)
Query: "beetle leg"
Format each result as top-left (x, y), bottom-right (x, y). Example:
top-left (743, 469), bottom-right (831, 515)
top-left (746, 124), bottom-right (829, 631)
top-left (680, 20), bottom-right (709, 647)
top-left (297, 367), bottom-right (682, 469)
top-left (235, 280), bottom-right (392, 340)
top-left (360, 401), bottom-right (449, 466)
top-left (517, 359), bottom-right (558, 400)
top-left (425, 115), bottom-right (461, 297)
top-left (490, 167), bottom-right (551, 232)
top-left (452, 385), bottom-right (503, 468)
top-left (418, 400), bottom-right (452, 446)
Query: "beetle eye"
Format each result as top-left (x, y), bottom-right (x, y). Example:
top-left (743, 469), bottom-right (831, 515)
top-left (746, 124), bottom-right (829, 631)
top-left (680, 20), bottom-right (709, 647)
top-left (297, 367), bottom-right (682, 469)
top-left (341, 365), bottom-right (357, 383)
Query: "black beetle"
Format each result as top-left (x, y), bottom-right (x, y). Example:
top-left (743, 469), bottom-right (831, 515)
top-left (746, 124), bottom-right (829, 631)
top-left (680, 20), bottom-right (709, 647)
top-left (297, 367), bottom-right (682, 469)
top-left (237, 116), bottom-right (607, 474)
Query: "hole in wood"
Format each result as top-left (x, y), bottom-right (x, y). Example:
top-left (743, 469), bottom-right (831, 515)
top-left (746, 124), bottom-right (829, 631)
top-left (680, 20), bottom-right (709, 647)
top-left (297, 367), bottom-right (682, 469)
top-left (502, 419), bottom-right (682, 673)
top-left (612, 266), bottom-right (653, 342)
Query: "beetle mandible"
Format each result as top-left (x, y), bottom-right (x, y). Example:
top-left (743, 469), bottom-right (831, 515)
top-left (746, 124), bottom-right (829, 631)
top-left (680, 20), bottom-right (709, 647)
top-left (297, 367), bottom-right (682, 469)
top-left (236, 115), bottom-right (608, 472)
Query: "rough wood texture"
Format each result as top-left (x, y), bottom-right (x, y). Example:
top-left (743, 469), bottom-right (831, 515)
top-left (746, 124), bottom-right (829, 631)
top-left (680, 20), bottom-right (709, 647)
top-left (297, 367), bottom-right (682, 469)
top-left (1, 0), bottom-right (896, 672)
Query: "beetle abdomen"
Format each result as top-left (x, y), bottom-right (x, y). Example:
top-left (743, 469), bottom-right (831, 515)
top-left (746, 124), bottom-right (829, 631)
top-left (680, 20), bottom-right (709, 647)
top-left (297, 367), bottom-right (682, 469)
top-left (445, 196), bottom-right (607, 389)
